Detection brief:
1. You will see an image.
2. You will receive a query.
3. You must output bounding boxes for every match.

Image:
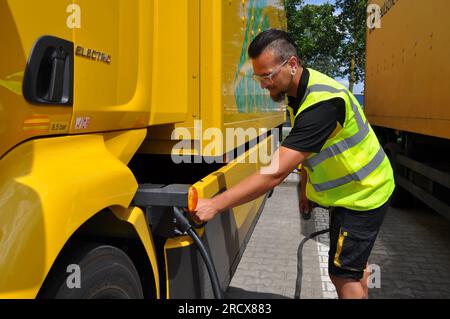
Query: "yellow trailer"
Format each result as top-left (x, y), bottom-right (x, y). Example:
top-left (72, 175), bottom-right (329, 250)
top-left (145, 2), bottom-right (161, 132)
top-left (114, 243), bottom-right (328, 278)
top-left (0, 0), bottom-right (286, 299)
top-left (366, 0), bottom-right (450, 218)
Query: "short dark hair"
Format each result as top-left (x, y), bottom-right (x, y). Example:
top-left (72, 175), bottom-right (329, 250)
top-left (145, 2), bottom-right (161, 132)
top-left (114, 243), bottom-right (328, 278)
top-left (248, 29), bottom-right (299, 63)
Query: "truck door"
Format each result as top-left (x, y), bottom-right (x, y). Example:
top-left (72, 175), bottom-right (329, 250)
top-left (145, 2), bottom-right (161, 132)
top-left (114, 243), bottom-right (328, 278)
top-left (71, 0), bottom-right (150, 134)
top-left (0, 0), bottom-right (75, 158)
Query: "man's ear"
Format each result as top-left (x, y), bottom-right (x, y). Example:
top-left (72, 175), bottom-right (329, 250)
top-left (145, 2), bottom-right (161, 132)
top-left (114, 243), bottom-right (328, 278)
top-left (288, 56), bottom-right (299, 70)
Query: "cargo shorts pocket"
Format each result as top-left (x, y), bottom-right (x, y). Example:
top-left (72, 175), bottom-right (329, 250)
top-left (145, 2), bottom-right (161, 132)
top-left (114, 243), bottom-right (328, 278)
top-left (333, 227), bottom-right (378, 272)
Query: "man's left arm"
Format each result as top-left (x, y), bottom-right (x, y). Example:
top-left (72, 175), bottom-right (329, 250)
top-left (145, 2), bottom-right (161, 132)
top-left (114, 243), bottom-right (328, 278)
top-left (192, 146), bottom-right (310, 223)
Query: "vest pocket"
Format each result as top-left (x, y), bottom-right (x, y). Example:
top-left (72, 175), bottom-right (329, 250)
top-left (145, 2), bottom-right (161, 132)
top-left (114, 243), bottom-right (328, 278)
top-left (334, 227), bottom-right (378, 272)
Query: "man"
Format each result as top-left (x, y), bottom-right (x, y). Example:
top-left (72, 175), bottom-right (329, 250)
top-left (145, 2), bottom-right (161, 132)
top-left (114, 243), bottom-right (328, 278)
top-left (193, 29), bottom-right (395, 299)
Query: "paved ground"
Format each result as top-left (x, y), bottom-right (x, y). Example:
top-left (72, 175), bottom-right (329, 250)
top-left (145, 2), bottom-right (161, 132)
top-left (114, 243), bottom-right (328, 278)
top-left (369, 205), bottom-right (450, 299)
top-left (226, 177), bottom-right (450, 299)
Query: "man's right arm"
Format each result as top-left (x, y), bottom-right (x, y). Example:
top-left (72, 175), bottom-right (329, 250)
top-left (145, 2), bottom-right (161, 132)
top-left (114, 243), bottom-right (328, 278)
top-left (192, 146), bottom-right (310, 223)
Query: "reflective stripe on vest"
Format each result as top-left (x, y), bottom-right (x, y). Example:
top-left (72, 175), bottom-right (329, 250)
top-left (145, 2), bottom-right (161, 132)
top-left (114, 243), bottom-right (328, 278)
top-left (308, 147), bottom-right (387, 192)
top-left (301, 84), bottom-right (370, 170)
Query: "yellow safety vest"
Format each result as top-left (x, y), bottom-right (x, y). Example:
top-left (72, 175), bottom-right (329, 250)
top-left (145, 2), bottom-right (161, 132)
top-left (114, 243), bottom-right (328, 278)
top-left (289, 69), bottom-right (395, 211)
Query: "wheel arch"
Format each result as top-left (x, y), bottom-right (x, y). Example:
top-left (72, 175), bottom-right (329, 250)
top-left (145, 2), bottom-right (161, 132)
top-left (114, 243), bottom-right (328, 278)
top-left (0, 130), bottom-right (155, 298)
top-left (37, 207), bottom-right (159, 299)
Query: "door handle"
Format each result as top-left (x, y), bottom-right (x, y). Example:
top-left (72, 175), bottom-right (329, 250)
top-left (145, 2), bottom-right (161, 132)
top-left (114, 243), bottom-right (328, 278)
top-left (23, 36), bottom-right (74, 106)
top-left (48, 56), bottom-right (65, 102)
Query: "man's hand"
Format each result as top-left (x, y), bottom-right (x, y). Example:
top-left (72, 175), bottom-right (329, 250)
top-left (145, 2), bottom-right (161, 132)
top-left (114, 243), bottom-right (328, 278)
top-left (300, 195), bottom-right (313, 220)
top-left (191, 198), bottom-right (220, 224)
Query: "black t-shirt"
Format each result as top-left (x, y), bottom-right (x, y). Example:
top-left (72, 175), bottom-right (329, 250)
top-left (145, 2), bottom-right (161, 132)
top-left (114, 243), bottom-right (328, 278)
top-left (282, 69), bottom-right (346, 154)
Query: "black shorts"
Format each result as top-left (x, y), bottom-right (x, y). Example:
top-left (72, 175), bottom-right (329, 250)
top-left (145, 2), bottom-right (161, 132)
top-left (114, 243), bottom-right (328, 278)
top-left (328, 200), bottom-right (389, 280)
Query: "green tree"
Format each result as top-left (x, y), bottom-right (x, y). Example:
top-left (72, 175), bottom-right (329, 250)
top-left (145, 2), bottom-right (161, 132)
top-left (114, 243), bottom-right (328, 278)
top-left (285, 0), bottom-right (367, 93)
top-left (284, 0), bottom-right (303, 21)
top-left (285, 1), bottom-right (343, 78)
top-left (335, 0), bottom-right (367, 92)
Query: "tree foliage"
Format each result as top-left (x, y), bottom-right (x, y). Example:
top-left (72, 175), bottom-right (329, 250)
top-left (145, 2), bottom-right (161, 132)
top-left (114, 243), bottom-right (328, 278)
top-left (285, 0), bottom-right (367, 92)
top-left (285, 0), bottom-right (342, 78)
top-left (335, 0), bottom-right (367, 92)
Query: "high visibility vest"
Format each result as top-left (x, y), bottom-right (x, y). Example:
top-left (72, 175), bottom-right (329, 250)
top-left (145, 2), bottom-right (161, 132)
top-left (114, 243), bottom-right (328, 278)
top-left (288, 69), bottom-right (395, 211)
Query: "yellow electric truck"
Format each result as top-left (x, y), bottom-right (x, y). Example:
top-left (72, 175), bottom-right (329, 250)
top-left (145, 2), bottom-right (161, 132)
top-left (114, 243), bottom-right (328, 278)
top-left (0, 0), bottom-right (286, 299)
top-left (366, 0), bottom-right (450, 218)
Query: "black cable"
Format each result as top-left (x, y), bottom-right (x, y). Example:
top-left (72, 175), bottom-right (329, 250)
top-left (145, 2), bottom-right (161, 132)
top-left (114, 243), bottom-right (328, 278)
top-left (294, 228), bottom-right (330, 299)
top-left (173, 207), bottom-right (224, 299)
top-left (187, 228), bottom-right (224, 299)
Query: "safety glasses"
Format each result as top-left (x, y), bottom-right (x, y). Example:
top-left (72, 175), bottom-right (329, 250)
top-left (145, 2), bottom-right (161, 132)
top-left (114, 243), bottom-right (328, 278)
top-left (252, 60), bottom-right (288, 85)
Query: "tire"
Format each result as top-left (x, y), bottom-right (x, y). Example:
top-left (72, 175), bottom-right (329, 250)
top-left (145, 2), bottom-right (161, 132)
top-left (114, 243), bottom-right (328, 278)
top-left (39, 243), bottom-right (144, 299)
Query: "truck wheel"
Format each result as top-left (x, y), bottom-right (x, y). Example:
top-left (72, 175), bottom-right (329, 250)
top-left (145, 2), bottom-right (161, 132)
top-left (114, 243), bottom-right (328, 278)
top-left (39, 243), bottom-right (144, 299)
top-left (384, 143), bottom-right (413, 208)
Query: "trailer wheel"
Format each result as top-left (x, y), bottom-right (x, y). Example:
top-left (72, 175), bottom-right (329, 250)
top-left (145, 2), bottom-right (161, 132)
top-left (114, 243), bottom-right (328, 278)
top-left (39, 243), bottom-right (144, 299)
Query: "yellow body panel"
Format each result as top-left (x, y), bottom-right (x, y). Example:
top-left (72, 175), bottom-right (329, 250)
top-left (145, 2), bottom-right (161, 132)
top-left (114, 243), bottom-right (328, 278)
top-left (366, 0), bottom-right (450, 139)
top-left (73, 0), bottom-right (200, 132)
top-left (203, 0), bottom-right (286, 155)
top-left (147, 0), bottom-right (200, 127)
top-left (71, 0), bottom-right (152, 133)
top-left (142, 0), bottom-right (286, 156)
top-left (111, 206), bottom-right (160, 299)
top-left (0, 0), bottom-right (73, 158)
top-left (0, 130), bottom-right (147, 298)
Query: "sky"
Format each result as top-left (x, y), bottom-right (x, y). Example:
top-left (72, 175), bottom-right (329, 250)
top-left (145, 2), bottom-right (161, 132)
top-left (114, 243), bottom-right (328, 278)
top-left (301, 0), bottom-right (365, 94)
top-left (304, 0), bottom-right (333, 4)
